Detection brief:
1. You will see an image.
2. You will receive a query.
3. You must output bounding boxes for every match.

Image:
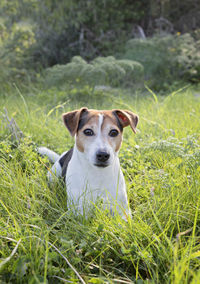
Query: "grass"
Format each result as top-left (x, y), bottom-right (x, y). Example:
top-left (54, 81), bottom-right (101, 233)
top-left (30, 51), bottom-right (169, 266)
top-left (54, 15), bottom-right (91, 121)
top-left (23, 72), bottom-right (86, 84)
top-left (0, 83), bottom-right (200, 283)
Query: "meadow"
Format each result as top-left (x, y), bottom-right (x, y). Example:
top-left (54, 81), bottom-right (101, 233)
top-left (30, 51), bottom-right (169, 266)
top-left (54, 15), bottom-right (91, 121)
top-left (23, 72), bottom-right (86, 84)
top-left (0, 83), bottom-right (200, 283)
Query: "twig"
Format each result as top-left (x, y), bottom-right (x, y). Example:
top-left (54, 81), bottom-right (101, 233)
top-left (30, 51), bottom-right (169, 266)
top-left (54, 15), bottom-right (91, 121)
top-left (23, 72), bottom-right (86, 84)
top-left (48, 241), bottom-right (86, 284)
top-left (23, 235), bottom-right (86, 283)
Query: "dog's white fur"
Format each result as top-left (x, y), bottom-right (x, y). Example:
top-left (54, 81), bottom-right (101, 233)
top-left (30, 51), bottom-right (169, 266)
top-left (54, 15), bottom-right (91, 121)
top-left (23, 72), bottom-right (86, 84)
top-left (38, 108), bottom-right (138, 219)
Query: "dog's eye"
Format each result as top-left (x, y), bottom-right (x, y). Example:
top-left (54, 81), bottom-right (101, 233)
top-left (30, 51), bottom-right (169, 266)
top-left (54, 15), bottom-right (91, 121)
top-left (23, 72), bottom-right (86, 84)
top-left (109, 129), bottom-right (119, 137)
top-left (83, 129), bottom-right (94, 136)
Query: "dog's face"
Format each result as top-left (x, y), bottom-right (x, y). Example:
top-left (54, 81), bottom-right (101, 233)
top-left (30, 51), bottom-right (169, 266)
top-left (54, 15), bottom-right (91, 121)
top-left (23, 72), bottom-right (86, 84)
top-left (63, 108), bottom-right (138, 168)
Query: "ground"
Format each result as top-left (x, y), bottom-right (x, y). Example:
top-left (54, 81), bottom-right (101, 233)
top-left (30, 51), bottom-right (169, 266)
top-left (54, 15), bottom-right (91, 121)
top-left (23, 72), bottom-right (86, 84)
top-left (0, 84), bottom-right (200, 283)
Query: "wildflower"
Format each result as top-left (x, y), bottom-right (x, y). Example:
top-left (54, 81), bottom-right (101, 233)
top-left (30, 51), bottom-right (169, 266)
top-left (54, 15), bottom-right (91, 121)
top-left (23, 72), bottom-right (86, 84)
top-left (150, 187), bottom-right (155, 196)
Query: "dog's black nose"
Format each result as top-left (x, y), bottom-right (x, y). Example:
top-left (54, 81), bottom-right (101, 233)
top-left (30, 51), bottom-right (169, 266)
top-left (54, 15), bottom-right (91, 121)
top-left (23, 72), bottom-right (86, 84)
top-left (96, 151), bottom-right (110, 162)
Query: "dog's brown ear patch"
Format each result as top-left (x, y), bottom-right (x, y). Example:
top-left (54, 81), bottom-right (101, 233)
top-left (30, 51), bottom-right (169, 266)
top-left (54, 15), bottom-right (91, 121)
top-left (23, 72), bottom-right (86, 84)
top-left (63, 107), bottom-right (88, 136)
top-left (113, 109), bottom-right (139, 133)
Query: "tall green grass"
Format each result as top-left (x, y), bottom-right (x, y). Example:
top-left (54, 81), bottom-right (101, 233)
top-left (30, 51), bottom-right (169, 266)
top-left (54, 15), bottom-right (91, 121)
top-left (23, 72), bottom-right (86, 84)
top-left (0, 84), bottom-right (200, 283)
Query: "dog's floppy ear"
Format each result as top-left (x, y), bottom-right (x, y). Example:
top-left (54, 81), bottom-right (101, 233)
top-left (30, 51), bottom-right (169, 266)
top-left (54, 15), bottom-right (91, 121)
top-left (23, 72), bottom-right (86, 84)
top-left (63, 107), bottom-right (88, 136)
top-left (113, 109), bottom-right (139, 133)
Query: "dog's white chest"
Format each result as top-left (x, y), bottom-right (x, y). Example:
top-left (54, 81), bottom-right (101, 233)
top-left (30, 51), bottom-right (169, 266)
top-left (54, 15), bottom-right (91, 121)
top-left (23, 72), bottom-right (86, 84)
top-left (65, 147), bottom-right (128, 214)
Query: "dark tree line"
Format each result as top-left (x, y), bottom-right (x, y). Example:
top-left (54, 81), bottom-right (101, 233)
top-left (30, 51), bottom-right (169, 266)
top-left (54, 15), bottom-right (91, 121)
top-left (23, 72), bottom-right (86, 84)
top-left (1, 0), bottom-right (200, 68)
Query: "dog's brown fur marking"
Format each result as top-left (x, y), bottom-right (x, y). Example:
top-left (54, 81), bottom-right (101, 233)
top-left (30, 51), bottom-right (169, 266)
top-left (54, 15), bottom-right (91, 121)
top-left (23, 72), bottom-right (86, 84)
top-left (63, 109), bottom-right (139, 153)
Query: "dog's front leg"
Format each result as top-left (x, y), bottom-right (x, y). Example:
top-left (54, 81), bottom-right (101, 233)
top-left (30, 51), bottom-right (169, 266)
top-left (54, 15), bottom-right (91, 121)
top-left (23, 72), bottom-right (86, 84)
top-left (47, 161), bottom-right (62, 182)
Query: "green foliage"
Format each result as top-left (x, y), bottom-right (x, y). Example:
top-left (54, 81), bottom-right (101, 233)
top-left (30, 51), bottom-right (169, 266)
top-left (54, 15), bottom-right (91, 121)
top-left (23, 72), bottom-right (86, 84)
top-left (123, 34), bottom-right (200, 89)
top-left (45, 56), bottom-right (144, 89)
top-left (174, 33), bottom-right (200, 81)
top-left (1, 0), bottom-right (200, 91)
top-left (0, 0), bottom-right (147, 68)
top-left (28, 0), bottom-right (146, 65)
top-left (0, 21), bottom-right (36, 88)
top-left (41, 34), bottom-right (200, 92)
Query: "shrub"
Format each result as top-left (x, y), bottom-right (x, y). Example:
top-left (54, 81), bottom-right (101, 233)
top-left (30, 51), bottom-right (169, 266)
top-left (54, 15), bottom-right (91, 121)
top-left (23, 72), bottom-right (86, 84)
top-left (0, 22), bottom-right (36, 88)
top-left (173, 33), bottom-right (200, 81)
top-left (44, 55), bottom-right (144, 89)
top-left (123, 34), bottom-right (200, 90)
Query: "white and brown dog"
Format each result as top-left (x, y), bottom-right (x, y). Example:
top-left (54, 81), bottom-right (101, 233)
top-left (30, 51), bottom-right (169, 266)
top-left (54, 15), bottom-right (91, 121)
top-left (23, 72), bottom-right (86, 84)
top-left (38, 108), bottom-right (138, 218)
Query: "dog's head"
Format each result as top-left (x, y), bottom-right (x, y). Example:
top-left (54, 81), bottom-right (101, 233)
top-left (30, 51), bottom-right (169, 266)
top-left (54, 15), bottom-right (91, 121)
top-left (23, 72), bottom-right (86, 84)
top-left (62, 108), bottom-right (138, 168)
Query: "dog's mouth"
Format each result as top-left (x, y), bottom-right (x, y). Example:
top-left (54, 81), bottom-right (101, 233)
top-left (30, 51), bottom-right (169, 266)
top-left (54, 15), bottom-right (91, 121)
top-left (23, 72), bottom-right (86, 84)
top-left (94, 162), bottom-right (109, 168)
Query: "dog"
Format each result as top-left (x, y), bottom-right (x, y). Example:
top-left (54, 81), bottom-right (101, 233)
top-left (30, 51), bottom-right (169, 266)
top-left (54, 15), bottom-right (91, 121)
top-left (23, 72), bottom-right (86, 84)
top-left (38, 108), bottom-right (139, 219)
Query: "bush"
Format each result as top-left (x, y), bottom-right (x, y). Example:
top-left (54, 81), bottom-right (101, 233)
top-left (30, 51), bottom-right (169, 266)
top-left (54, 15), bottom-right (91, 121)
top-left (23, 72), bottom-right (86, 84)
top-left (0, 21), bottom-right (36, 88)
top-left (123, 34), bottom-right (200, 90)
top-left (174, 33), bottom-right (200, 81)
top-left (124, 36), bottom-right (173, 85)
top-left (44, 55), bottom-right (144, 89)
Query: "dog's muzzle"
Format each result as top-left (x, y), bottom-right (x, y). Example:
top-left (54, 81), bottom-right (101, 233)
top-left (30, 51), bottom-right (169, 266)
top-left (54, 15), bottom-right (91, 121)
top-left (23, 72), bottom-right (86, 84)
top-left (95, 150), bottom-right (110, 167)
